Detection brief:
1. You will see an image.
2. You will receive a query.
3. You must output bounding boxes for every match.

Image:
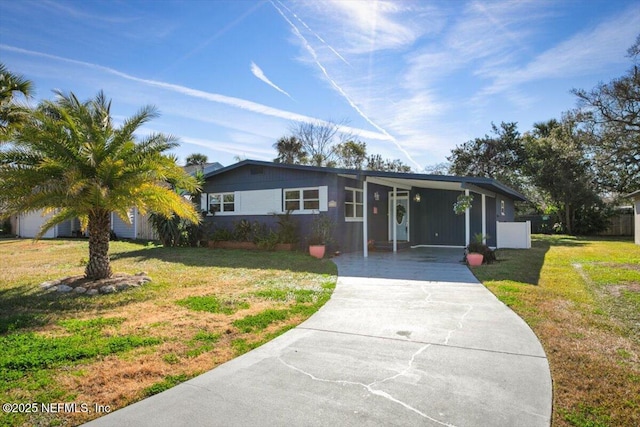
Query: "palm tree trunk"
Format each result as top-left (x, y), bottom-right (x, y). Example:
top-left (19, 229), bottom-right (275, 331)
top-left (85, 209), bottom-right (112, 280)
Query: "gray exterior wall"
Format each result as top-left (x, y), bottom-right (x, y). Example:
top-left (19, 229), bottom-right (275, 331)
top-left (486, 197), bottom-right (497, 247)
top-left (202, 163), bottom-right (522, 253)
top-left (204, 164), bottom-right (343, 251)
top-left (367, 183), bottom-right (390, 243)
top-left (410, 189), bottom-right (465, 246)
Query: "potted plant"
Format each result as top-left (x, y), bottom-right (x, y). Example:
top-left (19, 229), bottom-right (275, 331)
top-left (453, 194), bottom-right (474, 215)
top-left (308, 213), bottom-right (334, 259)
top-left (465, 233), bottom-right (495, 266)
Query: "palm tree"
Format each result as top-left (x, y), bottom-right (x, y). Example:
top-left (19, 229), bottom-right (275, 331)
top-left (0, 62), bottom-right (34, 140)
top-left (185, 152), bottom-right (208, 166)
top-left (273, 136), bottom-right (307, 164)
top-left (0, 90), bottom-right (200, 279)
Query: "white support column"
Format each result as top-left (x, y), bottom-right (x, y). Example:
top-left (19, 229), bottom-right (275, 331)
top-left (363, 179), bottom-right (368, 258)
top-left (393, 186), bottom-right (397, 252)
top-left (465, 189), bottom-right (470, 246)
top-left (481, 194), bottom-right (486, 244)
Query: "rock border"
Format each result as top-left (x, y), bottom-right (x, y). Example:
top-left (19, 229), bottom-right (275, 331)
top-left (40, 272), bottom-right (152, 295)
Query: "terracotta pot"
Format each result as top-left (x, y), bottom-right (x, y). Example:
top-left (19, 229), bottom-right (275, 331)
top-left (309, 245), bottom-right (326, 259)
top-left (466, 252), bottom-right (484, 266)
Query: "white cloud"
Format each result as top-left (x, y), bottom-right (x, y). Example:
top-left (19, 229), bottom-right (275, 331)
top-left (474, 4), bottom-right (640, 99)
top-left (250, 61), bottom-right (293, 99)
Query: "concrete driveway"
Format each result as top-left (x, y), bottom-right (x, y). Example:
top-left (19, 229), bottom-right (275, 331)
top-left (84, 249), bottom-right (552, 427)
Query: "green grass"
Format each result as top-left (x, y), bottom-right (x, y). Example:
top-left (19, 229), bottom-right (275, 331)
top-left (233, 309), bottom-right (290, 332)
top-left (473, 235), bottom-right (640, 427)
top-left (0, 317), bottom-right (159, 374)
top-left (0, 239), bottom-right (337, 426)
top-left (143, 374), bottom-right (191, 397)
top-left (176, 295), bottom-right (250, 314)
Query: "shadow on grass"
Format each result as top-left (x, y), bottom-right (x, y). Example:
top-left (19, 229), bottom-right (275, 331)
top-left (110, 245), bottom-right (335, 275)
top-left (1, 243), bottom-right (336, 334)
top-left (0, 285), bottom-right (151, 334)
top-left (478, 235), bottom-right (588, 286)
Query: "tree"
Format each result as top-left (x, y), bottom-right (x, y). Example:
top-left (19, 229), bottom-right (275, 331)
top-left (522, 115), bottom-right (604, 234)
top-left (0, 90), bottom-right (200, 279)
top-left (423, 162), bottom-right (450, 175)
top-left (366, 154), bottom-right (412, 172)
top-left (289, 119), bottom-right (352, 167)
top-left (273, 135), bottom-right (307, 164)
top-left (0, 62), bottom-right (33, 141)
top-left (447, 122), bottom-right (524, 190)
top-left (185, 152), bottom-right (208, 166)
top-left (335, 140), bottom-right (367, 169)
top-left (572, 35), bottom-right (640, 194)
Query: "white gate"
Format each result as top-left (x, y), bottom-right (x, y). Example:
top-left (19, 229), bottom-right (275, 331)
top-left (497, 221), bottom-right (531, 249)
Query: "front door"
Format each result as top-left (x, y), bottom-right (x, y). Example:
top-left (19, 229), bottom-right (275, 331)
top-left (388, 192), bottom-right (409, 241)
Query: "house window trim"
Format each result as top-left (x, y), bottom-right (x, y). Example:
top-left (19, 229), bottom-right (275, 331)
top-left (283, 187), bottom-right (321, 214)
top-left (344, 186), bottom-right (364, 222)
top-left (209, 192), bottom-right (236, 215)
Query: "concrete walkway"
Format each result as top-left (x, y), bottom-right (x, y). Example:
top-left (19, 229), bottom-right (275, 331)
top-left (85, 249), bottom-right (552, 427)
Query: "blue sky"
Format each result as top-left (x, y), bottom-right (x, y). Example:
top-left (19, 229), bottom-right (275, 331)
top-left (1, 0), bottom-right (638, 171)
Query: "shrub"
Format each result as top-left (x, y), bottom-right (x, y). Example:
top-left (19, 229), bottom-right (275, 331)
top-left (275, 211), bottom-right (299, 244)
top-left (255, 230), bottom-right (280, 251)
top-left (466, 233), bottom-right (496, 264)
top-left (209, 227), bottom-right (234, 242)
top-left (233, 219), bottom-right (253, 241)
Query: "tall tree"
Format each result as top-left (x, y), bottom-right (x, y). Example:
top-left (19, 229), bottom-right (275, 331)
top-left (366, 154), bottom-right (412, 172)
top-left (522, 115), bottom-right (603, 234)
top-left (447, 122), bottom-right (524, 190)
top-left (0, 91), bottom-right (200, 279)
top-left (289, 119), bottom-right (352, 167)
top-left (185, 152), bottom-right (208, 166)
top-left (572, 35), bottom-right (640, 194)
top-left (0, 63), bottom-right (33, 141)
top-left (335, 140), bottom-right (367, 169)
top-left (273, 135), bottom-right (307, 164)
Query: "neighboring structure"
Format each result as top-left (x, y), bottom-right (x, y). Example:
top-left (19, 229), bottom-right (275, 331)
top-left (183, 162), bottom-right (224, 176)
top-left (13, 208), bottom-right (157, 240)
top-left (11, 162), bottom-right (224, 240)
top-left (202, 160), bottom-right (528, 255)
top-left (627, 190), bottom-right (640, 245)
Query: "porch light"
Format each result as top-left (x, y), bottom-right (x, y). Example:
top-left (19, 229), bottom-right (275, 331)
top-left (413, 193), bottom-right (421, 203)
top-left (374, 191), bottom-right (380, 201)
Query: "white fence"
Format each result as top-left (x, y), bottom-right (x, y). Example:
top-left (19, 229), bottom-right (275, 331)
top-left (497, 221), bottom-right (531, 249)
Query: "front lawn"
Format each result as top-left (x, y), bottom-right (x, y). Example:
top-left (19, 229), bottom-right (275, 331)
top-left (0, 239), bottom-right (336, 426)
top-left (473, 235), bottom-right (640, 427)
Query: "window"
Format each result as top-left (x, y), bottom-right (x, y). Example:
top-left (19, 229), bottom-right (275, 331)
top-left (344, 187), bottom-right (363, 221)
top-left (209, 193), bottom-right (235, 213)
top-left (500, 200), bottom-right (505, 216)
top-left (284, 188), bottom-right (320, 212)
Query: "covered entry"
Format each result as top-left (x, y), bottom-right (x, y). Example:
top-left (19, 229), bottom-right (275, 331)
top-left (361, 173), bottom-right (526, 257)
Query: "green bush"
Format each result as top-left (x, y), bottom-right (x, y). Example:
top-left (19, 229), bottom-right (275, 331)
top-left (466, 233), bottom-right (496, 264)
top-left (275, 211), bottom-right (299, 244)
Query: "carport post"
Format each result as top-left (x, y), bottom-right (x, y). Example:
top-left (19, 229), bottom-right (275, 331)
top-left (481, 194), bottom-right (486, 244)
top-left (393, 186), bottom-right (397, 252)
top-left (465, 189), bottom-right (470, 246)
top-left (363, 179), bottom-right (368, 258)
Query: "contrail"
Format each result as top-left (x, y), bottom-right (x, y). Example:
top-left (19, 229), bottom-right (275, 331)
top-left (0, 44), bottom-right (391, 143)
top-left (250, 61), bottom-right (293, 99)
top-left (274, 0), bottom-right (351, 66)
top-left (269, 2), bottom-right (423, 171)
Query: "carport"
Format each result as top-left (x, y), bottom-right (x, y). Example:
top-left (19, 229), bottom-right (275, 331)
top-left (355, 172), bottom-right (528, 257)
